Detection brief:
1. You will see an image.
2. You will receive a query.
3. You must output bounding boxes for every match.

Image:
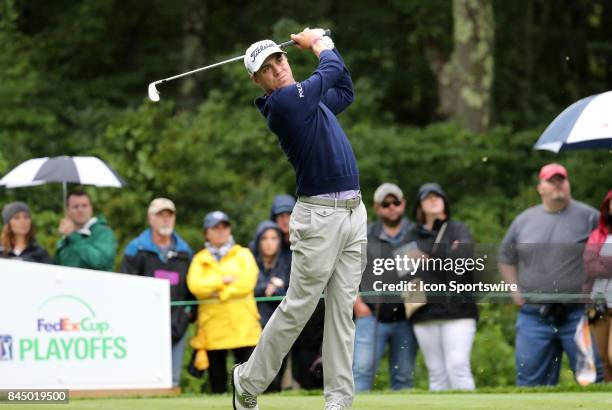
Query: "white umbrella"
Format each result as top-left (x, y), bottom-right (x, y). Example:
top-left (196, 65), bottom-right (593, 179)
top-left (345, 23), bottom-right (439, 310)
top-left (534, 91), bottom-right (612, 153)
top-left (0, 156), bottom-right (126, 203)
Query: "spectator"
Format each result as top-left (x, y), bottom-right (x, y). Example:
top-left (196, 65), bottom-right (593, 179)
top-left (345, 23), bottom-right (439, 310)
top-left (54, 190), bottom-right (117, 271)
top-left (270, 194), bottom-right (295, 251)
top-left (584, 189), bottom-right (612, 381)
top-left (498, 163), bottom-right (602, 386)
top-left (120, 198), bottom-right (194, 388)
top-left (253, 221), bottom-right (289, 327)
top-left (409, 182), bottom-right (478, 391)
top-left (291, 302), bottom-right (325, 390)
top-left (353, 183), bottom-right (418, 391)
top-left (1, 201), bottom-right (50, 263)
top-left (187, 211), bottom-right (261, 393)
top-left (252, 220), bottom-right (290, 392)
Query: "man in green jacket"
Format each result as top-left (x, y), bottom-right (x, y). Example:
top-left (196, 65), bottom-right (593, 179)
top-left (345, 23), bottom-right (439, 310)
top-left (54, 190), bottom-right (117, 271)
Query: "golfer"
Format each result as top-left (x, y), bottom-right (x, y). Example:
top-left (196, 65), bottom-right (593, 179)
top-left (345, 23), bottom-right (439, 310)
top-left (233, 28), bottom-right (367, 410)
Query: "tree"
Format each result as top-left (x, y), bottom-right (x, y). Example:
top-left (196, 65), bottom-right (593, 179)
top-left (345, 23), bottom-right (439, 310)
top-left (178, 0), bottom-right (207, 107)
top-left (426, 0), bottom-right (495, 133)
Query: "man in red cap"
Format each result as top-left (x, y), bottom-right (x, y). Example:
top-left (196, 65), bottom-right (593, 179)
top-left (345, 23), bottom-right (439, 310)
top-left (537, 163), bottom-right (570, 212)
top-left (498, 163), bottom-right (603, 386)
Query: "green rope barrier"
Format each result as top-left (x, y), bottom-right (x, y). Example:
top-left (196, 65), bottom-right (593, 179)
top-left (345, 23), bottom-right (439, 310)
top-left (169, 291), bottom-right (593, 306)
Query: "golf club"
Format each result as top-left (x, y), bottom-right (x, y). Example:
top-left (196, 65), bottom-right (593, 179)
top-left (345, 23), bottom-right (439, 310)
top-left (147, 29), bottom-right (331, 102)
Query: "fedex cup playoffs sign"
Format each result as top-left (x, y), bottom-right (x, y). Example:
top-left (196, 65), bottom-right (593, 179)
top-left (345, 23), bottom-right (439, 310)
top-left (0, 259), bottom-right (171, 389)
top-left (24, 294), bottom-right (125, 362)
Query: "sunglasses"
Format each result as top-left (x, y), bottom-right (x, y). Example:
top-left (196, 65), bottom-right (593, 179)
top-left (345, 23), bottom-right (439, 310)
top-left (381, 199), bottom-right (402, 208)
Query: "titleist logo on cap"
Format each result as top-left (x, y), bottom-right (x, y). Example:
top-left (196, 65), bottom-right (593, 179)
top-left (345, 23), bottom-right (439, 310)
top-left (250, 42), bottom-right (277, 63)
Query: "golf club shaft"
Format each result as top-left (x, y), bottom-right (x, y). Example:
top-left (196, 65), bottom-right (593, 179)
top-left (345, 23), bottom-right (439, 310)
top-left (156, 55), bottom-right (243, 85)
top-left (154, 29), bottom-right (331, 86)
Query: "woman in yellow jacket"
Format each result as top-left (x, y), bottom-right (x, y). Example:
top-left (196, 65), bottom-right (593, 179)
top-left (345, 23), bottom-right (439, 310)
top-left (187, 211), bottom-right (261, 393)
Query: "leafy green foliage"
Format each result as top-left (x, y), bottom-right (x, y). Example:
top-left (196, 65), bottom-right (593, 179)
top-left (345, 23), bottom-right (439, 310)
top-left (1, 0), bottom-right (611, 390)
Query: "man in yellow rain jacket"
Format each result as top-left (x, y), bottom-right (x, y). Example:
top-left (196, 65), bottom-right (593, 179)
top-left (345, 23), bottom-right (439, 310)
top-left (187, 210), bottom-right (261, 393)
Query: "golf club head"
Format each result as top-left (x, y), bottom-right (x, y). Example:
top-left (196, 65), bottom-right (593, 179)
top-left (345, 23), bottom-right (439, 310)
top-left (148, 82), bottom-right (160, 102)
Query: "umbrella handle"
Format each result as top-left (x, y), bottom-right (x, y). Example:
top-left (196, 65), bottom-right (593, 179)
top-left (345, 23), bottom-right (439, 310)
top-left (62, 181), bottom-right (67, 214)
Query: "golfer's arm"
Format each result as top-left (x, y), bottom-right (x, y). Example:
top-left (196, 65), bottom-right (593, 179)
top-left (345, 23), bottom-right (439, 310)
top-left (321, 48), bottom-right (354, 113)
top-left (287, 50), bottom-right (344, 113)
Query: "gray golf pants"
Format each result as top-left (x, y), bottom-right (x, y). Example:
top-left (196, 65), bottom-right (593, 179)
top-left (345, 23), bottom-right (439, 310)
top-left (238, 197), bottom-right (367, 408)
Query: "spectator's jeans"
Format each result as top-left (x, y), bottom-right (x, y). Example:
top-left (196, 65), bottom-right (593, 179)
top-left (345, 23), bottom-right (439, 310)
top-left (413, 318), bottom-right (477, 391)
top-left (171, 331), bottom-right (188, 387)
top-left (515, 304), bottom-right (604, 386)
top-left (352, 314), bottom-right (417, 391)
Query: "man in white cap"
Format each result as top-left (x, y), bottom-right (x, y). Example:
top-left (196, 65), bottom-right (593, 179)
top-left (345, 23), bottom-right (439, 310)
top-left (121, 198), bottom-right (194, 388)
top-left (353, 183), bottom-right (418, 391)
top-left (233, 29), bottom-right (367, 410)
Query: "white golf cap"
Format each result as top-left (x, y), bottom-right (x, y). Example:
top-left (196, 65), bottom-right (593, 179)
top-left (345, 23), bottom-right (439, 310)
top-left (244, 40), bottom-right (285, 76)
top-left (148, 198), bottom-right (176, 215)
top-left (373, 183), bottom-right (404, 203)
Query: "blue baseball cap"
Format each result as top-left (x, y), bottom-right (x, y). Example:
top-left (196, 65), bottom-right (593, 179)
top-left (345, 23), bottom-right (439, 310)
top-left (270, 194), bottom-right (296, 219)
top-left (203, 211), bottom-right (230, 229)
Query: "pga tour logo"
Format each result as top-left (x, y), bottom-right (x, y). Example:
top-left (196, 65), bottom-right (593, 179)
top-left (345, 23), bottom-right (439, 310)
top-left (0, 335), bottom-right (12, 361)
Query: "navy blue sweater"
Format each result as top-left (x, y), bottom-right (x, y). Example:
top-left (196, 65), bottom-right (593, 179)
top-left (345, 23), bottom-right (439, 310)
top-left (255, 49), bottom-right (359, 196)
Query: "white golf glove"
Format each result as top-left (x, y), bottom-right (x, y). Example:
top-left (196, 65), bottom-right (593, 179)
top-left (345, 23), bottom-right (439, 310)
top-left (305, 27), bottom-right (326, 38)
top-left (320, 35), bottom-right (334, 49)
top-left (309, 28), bottom-right (334, 50)
top-left (302, 27), bottom-right (334, 50)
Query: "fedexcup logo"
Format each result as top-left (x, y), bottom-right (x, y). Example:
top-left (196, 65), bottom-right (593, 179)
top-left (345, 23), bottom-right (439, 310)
top-left (37, 295), bottom-right (110, 335)
top-left (250, 42), bottom-right (277, 63)
top-left (15, 294), bottom-right (127, 361)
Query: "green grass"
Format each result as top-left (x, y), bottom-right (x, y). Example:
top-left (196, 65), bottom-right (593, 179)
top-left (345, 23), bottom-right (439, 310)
top-left (5, 387), bottom-right (612, 410)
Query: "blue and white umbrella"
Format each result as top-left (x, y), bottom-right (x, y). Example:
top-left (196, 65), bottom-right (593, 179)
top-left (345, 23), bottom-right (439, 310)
top-left (534, 91), bottom-right (612, 153)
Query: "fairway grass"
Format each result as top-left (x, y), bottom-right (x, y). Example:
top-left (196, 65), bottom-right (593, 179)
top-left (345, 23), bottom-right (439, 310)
top-left (5, 390), bottom-right (612, 410)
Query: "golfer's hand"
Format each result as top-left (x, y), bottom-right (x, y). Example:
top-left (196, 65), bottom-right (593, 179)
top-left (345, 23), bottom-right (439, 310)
top-left (59, 218), bottom-right (75, 236)
top-left (310, 28), bottom-right (335, 49)
top-left (290, 29), bottom-right (319, 49)
top-left (309, 28), bottom-right (327, 38)
top-left (291, 28), bottom-right (332, 56)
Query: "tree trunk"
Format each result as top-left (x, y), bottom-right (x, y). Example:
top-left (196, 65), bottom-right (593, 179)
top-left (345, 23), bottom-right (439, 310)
top-left (432, 0), bottom-right (495, 133)
top-left (179, 0), bottom-right (207, 107)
